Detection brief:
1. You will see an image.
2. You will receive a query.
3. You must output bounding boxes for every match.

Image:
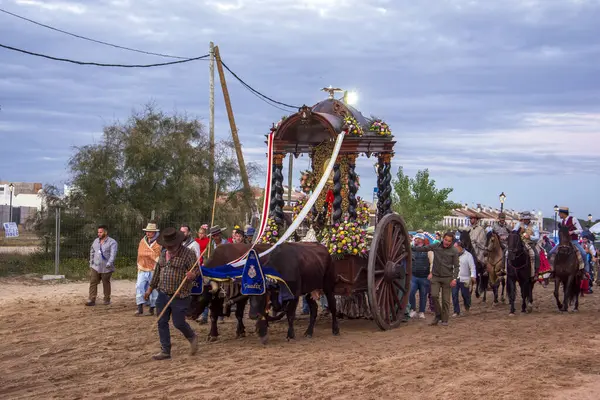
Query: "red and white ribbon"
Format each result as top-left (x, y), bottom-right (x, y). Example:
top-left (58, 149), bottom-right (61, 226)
top-left (226, 132), bottom-right (275, 265)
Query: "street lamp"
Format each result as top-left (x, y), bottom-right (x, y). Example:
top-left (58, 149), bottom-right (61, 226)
top-left (8, 183), bottom-right (14, 223)
top-left (499, 192), bottom-right (506, 212)
top-left (588, 213), bottom-right (593, 228)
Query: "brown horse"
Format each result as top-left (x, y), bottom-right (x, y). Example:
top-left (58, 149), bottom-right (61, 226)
top-left (553, 225), bottom-right (581, 312)
top-left (188, 243), bottom-right (271, 341)
top-left (485, 232), bottom-right (506, 304)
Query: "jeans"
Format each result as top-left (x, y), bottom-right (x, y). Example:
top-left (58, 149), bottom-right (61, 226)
top-left (409, 276), bottom-right (430, 313)
top-left (136, 271), bottom-right (157, 307)
top-left (201, 307), bottom-right (209, 320)
top-left (452, 280), bottom-right (471, 314)
top-left (549, 240), bottom-right (589, 271)
top-left (303, 295), bottom-right (328, 313)
top-left (156, 291), bottom-right (196, 354)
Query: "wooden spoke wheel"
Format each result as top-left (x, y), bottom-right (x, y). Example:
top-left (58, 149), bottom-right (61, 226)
top-left (367, 213), bottom-right (412, 330)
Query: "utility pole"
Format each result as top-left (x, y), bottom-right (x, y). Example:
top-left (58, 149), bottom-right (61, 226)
top-left (213, 45), bottom-right (256, 216)
top-left (209, 42), bottom-right (216, 202)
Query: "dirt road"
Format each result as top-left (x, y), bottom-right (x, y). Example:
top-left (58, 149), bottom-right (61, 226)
top-left (1, 278), bottom-right (599, 399)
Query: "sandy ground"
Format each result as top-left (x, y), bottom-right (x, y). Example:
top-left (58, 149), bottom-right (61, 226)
top-left (1, 278), bottom-right (600, 400)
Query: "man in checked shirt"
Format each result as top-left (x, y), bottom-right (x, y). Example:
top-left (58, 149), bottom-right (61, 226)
top-left (145, 227), bottom-right (200, 360)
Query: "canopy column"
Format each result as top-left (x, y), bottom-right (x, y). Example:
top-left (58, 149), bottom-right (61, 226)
top-left (377, 152), bottom-right (393, 221)
top-left (269, 153), bottom-right (286, 225)
top-left (347, 153), bottom-right (358, 221)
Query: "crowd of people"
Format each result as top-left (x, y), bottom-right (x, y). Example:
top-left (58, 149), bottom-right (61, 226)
top-left (404, 206), bottom-right (598, 326)
top-left (83, 206), bottom-right (598, 359)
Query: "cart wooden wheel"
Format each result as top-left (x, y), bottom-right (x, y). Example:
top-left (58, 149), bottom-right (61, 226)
top-left (367, 213), bottom-right (412, 330)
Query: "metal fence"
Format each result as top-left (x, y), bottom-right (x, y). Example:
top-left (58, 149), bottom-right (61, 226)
top-left (1, 206), bottom-right (249, 276)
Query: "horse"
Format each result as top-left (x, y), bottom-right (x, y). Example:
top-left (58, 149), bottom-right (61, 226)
top-left (506, 231), bottom-right (533, 315)
top-left (485, 232), bottom-right (506, 304)
top-left (248, 242), bottom-right (339, 345)
top-left (188, 243), bottom-right (272, 341)
top-left (553, 225), bottom-right (582, 312)
top-left (459, 230), bottom-right (489, 302)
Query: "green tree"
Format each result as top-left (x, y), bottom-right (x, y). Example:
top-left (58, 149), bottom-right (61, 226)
top-left (392, 167), bottom-right (461, 231)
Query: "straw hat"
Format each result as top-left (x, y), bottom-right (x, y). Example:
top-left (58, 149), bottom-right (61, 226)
top-left (142, 222), bottom-right (160, 232)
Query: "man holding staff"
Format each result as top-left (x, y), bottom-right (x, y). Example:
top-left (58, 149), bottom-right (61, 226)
top-left (145, 227), bottom-right (201, 360)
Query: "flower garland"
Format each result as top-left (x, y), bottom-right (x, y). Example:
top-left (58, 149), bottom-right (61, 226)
top-left (275, 115), bottom-right (288, 129)
top-left (356, 197), bottom-right (370, 226)
top-left (342, 115), bottom-right (363, 137)
top-left (320, 219), bottom-right (369, 260)
top-left (293, 195), bottom-right (311, 221)
top-left (260, 217), bottom-right (280, 244)
top-left (299, 170), bottom-right (316, 194)
top-left (369, 119), bottom-right (392, 136)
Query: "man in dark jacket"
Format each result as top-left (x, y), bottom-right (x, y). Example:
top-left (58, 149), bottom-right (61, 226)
top-left (409, 234), bottom-right (431, 319)
top-left (413, 231), bottom-right (460, 326)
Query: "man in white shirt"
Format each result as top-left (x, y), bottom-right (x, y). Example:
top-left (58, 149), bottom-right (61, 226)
top-left (452, 240), bottom-right (477, 317)
top-left (180, 225), bottom-right (201, 261)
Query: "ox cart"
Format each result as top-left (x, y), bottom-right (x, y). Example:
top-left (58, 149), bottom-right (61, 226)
top-left (262, 88), bottom-right (413, 330)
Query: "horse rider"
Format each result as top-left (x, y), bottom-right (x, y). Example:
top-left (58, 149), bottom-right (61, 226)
top-left (492, 212), bottom-right (511, 275)
top-left (547, 206), bottom-right (588, 273)
top-left (512, 211), bottom-right (539, 280)
top-left (461, 213), bottom-right (487, 267)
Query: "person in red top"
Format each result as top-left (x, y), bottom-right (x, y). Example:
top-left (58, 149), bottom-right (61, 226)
top-left (195, 224), bottom-right (210, 254)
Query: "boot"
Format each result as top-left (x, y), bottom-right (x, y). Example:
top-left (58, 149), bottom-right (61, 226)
top-left (135, 304), bottom-right (143, 316)
top-left (149, 307), bottom-right (155, 316)
top-left (85, 299), bottom-right (96, 306)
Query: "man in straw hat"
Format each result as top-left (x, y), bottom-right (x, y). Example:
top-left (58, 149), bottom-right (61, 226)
top-left (208, 225), bottom-right (228, 249)
top-left (513, 211), bottom-right (540, 280)
top-left (145, 227), bottom-right (200, 360)
top-left (461, 212), bottom-right (487, 267)
top-left (135, 221), bottom-right (162, 316)
top-left (547, 206), bottom-right (587, 273)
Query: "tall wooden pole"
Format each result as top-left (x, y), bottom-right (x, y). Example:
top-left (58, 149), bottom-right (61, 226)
top-left (208, 42), bottom-right (216, 202)
top-left (213, 45), bottom-right (256, 215)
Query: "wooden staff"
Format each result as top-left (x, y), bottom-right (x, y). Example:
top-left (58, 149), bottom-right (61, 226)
top-left (152, 182), bottom-right (219, 326)
top-left (207, 183), bottom-right (219, 259)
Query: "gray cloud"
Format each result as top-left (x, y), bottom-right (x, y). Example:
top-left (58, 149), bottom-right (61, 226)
top-left (1, 0), bottom-right (599, 216)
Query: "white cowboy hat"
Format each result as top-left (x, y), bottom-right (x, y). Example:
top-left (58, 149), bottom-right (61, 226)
top-left (142, 222), bottom-right (160, 232)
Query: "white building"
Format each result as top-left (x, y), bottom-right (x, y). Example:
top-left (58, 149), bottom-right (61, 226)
top-left (0, 182), bottom-right (44, 225)
top-left (442, 204), bottom-right (544, 230)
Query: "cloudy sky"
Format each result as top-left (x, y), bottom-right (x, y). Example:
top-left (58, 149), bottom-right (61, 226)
top-left (1, 0), bottom-right (599, 220)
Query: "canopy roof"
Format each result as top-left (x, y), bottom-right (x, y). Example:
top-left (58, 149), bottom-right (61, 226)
top-left (272, 98), bottom-right (395, 155)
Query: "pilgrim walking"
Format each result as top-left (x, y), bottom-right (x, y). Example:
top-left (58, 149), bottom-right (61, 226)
top-left (145, 227), bottom-right (200, 360)
top-left (87, 225), bottom-right (118, 306)
top-left (135, 221), bottom-right (162, 316)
